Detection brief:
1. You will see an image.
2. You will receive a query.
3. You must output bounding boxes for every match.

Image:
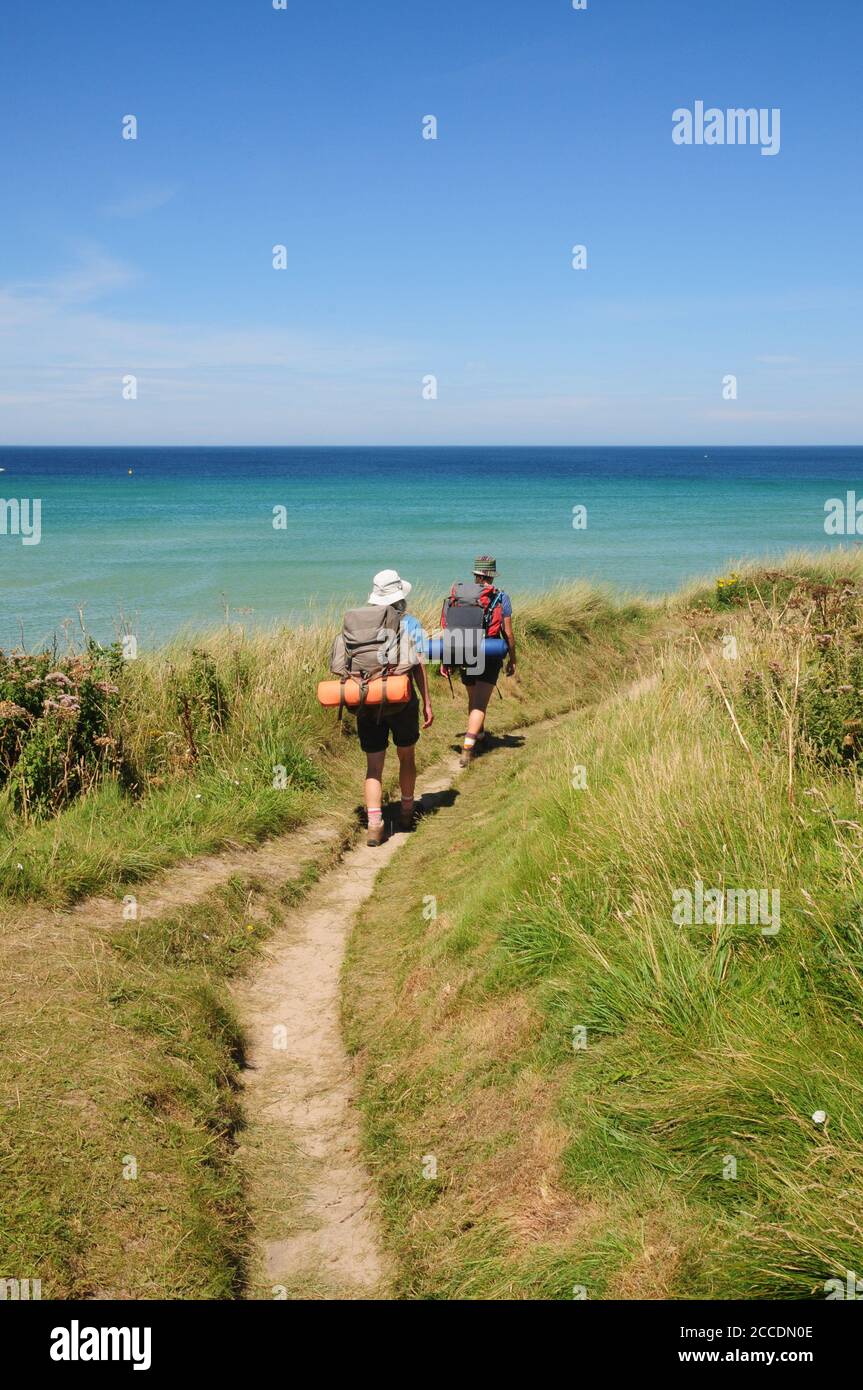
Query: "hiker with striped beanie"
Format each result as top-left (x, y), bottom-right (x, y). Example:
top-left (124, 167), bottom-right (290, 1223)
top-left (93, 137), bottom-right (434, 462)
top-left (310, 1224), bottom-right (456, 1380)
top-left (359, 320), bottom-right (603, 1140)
top-left (440, 555), bottom-right (516, 768)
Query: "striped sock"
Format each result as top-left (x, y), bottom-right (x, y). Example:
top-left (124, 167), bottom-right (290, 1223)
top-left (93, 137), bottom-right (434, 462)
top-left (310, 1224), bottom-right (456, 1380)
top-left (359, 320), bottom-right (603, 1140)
top-left (463, 735), bottom-right (476, 749)
top-left (368, 808), bottom-right (383, 824)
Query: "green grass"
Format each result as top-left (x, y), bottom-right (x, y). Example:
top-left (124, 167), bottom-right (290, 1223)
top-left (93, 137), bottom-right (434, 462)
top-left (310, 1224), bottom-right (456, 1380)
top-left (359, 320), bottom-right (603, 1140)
top-left (0, 583), bottom-right (652, 1298)
top-left (12, 554), bottom-right (863, 1300)
top-left (344, 552), bottom-right (863, 1300)
top-left (0, 877), bottom-right (257, 1298)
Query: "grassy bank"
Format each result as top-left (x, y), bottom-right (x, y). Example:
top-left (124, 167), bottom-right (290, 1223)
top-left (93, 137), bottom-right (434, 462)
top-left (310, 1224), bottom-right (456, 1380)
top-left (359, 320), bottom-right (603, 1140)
top-left (344, 551), bottom-right (863, 1300)
top-left (0, 585), bottom-right (652, 1297)
top-left (0, 586), bottom-right (646, 906)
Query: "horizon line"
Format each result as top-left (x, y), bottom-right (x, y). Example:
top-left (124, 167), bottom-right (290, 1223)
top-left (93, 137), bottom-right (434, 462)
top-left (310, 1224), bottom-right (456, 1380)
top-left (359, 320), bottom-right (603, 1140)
top-left (2, 442), bottom-right (863, 451)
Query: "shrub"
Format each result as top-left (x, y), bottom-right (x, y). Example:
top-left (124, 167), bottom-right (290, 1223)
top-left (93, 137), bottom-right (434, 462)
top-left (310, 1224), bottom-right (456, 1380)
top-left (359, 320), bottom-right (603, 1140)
top-left (0, 642), bottom-right (125, 817)
top-left (733, 575), bottom-right (863, 766)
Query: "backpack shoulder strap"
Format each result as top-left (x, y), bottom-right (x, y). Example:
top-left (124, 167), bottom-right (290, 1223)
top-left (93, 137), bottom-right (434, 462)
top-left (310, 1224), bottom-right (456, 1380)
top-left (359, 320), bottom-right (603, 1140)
top-left (441, 583), bottom-right (458, 628)
top-left (479, 588), bottom-right (504, 637)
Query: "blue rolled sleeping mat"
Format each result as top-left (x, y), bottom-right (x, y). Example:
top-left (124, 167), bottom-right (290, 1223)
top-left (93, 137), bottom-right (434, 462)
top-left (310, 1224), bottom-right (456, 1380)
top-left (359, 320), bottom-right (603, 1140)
top-left (422, 635), bottom-right (508, 664)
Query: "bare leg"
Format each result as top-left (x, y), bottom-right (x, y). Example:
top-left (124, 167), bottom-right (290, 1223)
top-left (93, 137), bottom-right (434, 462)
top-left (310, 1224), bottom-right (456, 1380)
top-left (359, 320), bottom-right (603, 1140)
top-left (364, 750), bottom-right (386, 814)
top-left (466, 680), bottom-right (494, 739)
top-left (396, 744), bottom-right (417, 803)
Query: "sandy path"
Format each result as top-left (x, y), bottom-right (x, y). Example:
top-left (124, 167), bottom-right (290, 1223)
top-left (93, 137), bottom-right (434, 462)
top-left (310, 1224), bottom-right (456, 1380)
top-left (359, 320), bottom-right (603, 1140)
top-left (231, 678), bottom-right (662, 1299)
top-left (232, 700), bottom-right (621, 1299)
top-left (2, 816), bottom-right (352, 956)
top-left (234, 749), bottom-right (462, 1299)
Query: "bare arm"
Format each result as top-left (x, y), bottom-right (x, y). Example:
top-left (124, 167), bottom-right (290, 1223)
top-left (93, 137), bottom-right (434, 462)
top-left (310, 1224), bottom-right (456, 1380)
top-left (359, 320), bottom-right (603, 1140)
top-left (503, 614), bottom-right (516, 674)
top-left (413, 661), bottom-right (434, 727)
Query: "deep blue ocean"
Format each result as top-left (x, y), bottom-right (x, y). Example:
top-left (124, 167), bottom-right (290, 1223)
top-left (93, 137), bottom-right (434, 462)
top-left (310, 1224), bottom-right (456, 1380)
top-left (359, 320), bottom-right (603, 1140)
top-left (1, 446), bottom-right (862, 648)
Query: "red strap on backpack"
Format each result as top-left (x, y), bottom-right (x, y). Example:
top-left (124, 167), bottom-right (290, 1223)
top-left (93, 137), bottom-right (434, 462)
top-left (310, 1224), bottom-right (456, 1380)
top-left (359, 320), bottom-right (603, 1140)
top-left (481, 586), bottom-right (504, 638)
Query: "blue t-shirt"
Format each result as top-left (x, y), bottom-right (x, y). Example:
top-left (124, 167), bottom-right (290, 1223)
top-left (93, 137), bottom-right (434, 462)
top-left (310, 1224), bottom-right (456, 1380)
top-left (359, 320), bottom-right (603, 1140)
top-left (401, 613), bottom-right (425, 645)
top-left (497, 591), bottom-right (513, 619)
top-left (400, 613), bottom-right (426, 667)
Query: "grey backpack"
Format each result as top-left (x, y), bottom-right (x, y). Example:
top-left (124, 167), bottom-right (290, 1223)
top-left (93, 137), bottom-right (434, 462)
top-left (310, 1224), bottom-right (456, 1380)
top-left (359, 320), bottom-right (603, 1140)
top-left (330, 603), bottom-right (408, 680)
top-left (329, 604), bottom-right (412, 718)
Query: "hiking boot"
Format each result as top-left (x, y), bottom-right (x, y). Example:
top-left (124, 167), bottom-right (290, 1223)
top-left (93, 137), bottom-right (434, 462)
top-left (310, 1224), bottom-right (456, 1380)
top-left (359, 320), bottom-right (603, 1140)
top-left (366, 819), bottom-right (386, 847)
top-left (398, 804), bottom-right (417, 832)
top-left (459, 744), bottom-right (475, 769)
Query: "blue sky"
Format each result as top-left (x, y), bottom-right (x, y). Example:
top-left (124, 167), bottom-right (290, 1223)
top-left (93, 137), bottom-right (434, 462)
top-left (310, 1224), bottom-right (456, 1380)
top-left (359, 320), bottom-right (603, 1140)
top-left (1, 0), bottom-right (861, 444)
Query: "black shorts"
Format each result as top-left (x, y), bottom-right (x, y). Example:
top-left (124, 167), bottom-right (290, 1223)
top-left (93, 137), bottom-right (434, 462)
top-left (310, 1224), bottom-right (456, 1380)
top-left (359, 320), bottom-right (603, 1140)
top-left (356, 695), bottom-right (420, 754)
top-left (460, 657), bottom-right (504, 688)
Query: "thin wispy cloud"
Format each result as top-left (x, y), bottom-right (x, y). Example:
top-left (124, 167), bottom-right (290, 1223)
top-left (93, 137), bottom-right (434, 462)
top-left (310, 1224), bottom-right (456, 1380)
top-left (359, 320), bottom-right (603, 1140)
top-left (1, 249), bottom-right (137, 312)
top-left (0, 254), bottom-right (407, 373)
top-left (101, 184), bottom-right (178, 218)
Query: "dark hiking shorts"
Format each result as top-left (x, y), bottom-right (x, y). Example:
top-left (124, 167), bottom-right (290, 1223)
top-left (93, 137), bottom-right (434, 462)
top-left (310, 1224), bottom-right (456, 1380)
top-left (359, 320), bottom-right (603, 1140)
top-left (356, 695), bottom-right (420, 754)
top-left (460, 657), bottom-right (505, 688)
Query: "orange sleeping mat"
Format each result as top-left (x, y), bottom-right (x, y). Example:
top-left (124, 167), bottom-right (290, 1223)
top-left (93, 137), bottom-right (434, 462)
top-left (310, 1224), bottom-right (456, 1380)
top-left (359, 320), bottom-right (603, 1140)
top-left (317, 674), bottom-right (412, 708)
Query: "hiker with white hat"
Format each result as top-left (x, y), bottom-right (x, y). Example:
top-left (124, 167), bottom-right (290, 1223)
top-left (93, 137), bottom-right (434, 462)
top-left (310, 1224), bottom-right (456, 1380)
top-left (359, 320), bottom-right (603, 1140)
top-left (368, 568), bottom-right (412, 607)
top-left (328, 568), bottom-right (433, 847)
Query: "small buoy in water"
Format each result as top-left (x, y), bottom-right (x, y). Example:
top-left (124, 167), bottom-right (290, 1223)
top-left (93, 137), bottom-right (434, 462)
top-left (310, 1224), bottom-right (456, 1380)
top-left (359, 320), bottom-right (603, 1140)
top-left (128, 468), bottom-right (133, 476)
top-left (812, 1110), bottom-right (827, 1125)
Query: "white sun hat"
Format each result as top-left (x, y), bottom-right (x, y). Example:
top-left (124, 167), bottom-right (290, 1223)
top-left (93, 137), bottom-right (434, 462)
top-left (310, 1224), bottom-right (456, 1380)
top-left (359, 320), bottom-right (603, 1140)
top-left (368, 568), bottom-right (413, 606)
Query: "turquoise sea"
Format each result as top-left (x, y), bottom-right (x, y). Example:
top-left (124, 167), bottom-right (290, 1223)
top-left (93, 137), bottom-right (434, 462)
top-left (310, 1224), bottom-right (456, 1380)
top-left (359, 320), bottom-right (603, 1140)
top-left (1, 446), bottom-right (862, 649)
